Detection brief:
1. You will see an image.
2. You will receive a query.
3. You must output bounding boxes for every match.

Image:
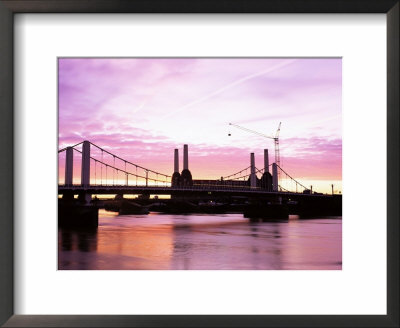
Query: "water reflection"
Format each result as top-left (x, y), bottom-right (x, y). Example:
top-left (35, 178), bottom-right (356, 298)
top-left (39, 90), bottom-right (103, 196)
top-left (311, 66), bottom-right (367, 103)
top-left (58, 228), bottom-right (98, 269)
top-left (58, 210), bottom-right (342, 270)
top-left (60, 229), bottom-right (98, 252)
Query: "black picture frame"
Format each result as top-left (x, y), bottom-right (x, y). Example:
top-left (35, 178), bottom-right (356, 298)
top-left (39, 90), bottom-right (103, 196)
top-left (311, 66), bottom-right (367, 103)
top-left (0, 1), bottom-right (398, 327)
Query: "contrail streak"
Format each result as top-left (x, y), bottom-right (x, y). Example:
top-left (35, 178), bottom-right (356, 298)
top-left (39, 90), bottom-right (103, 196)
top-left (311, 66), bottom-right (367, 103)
top-left (162, 59), bottom-right (297, 119)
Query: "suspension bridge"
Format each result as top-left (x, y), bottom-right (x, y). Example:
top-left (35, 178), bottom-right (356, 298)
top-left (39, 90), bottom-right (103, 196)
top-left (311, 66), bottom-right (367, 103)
top-left (58, 141), bottom-right (315, 195)
top-left (58, 140), bottom-right (341, 227)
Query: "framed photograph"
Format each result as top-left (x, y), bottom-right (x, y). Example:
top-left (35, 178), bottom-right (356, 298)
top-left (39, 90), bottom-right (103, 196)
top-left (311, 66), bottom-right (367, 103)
top-left (57, 56), bottom-right (343, 271)
top-left (0, 1), bottom-right (398, 327)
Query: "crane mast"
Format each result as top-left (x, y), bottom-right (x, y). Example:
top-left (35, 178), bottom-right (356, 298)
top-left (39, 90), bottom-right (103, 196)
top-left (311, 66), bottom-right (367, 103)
top-left (274, 122), bottom-right (281, 171)
top-left (228, 122), bottom-right (282, 180)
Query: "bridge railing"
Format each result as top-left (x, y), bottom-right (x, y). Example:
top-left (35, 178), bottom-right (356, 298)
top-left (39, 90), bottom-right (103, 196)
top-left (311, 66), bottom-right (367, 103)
top-left (58, 183), bottom-right (315, 195)
top-left (58, 184), bottom-right (333, 197)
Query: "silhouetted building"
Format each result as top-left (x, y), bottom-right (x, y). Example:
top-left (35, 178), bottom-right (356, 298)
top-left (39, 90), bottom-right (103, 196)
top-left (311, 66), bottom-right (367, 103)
top-left (260, 172), bottom-right (273, 191)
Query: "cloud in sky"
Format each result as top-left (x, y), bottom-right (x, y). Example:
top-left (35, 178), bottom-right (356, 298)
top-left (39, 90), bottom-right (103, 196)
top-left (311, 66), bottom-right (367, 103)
top-left (58, 58), bottom-right (342, 190)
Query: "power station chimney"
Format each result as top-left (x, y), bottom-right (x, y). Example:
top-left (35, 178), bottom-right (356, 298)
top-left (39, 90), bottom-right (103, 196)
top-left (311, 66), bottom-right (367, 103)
top-left (180, 144), bottom-right (193, 186)
top-left (174, 149), bottom-right (179, 173)
top-left (250, 153), bottom-right (257, 188)
top-left (264, 149), bottom-right (269, 173)
top-left (171, 148), bottom-right (181, 187)
top-left (183, 144), bottom-right (189, 170)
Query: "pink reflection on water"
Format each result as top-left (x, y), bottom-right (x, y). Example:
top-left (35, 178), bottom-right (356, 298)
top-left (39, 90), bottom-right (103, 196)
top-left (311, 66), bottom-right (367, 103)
top-left (58, 210), bottom-right (342, 270)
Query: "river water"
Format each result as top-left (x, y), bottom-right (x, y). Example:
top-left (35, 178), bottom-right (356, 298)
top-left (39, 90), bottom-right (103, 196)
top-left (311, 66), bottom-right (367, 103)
top-left (58, 209), bottom-right (342, 270)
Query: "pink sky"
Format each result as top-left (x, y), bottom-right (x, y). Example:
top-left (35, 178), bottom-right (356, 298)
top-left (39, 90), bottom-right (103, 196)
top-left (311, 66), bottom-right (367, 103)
top-left (58, 58), bottom-right (342, 192)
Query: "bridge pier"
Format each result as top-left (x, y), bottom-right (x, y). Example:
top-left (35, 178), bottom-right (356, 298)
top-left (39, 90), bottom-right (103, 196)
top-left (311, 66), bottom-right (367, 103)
top-left (62, 190), bottom-right (74, 201)
top-left (58, 200), bottom-right (99, 228)
top-left (244, 202), bottom-right (289, 221)
top-left (78, 192), bottom-right (92, 204)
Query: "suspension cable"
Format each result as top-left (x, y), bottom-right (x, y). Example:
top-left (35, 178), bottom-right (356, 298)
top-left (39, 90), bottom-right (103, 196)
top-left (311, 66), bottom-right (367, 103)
top-left (58, 141), bottom-right (84, 153)
top-left (89, 141), bottom-right (171, 179)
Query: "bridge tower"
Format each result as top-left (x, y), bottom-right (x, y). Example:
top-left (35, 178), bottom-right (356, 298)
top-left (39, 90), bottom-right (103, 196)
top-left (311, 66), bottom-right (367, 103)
top-left (272, 162), bottom-right (278, 192)
top-left (65, 146), bottom-right (73, 186)
top-left (171, 148), bottom-right (181, 186)
top-left (81, 141), bottom-right (90, 186)
top-left (250, 153), bottom-right (257, 188)
top-left (80, 140), bottom-right (92, 203)
top-left (180, 144), bottom-right (193, 186)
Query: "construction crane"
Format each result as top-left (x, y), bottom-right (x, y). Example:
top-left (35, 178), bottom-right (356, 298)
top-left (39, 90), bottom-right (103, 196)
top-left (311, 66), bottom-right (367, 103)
top-left (228, 122), bottom-right (282, 172)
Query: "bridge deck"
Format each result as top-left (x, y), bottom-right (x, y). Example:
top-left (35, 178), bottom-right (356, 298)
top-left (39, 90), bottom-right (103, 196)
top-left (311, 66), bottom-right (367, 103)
top-left (58, 185), bottom-right (337, 199)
